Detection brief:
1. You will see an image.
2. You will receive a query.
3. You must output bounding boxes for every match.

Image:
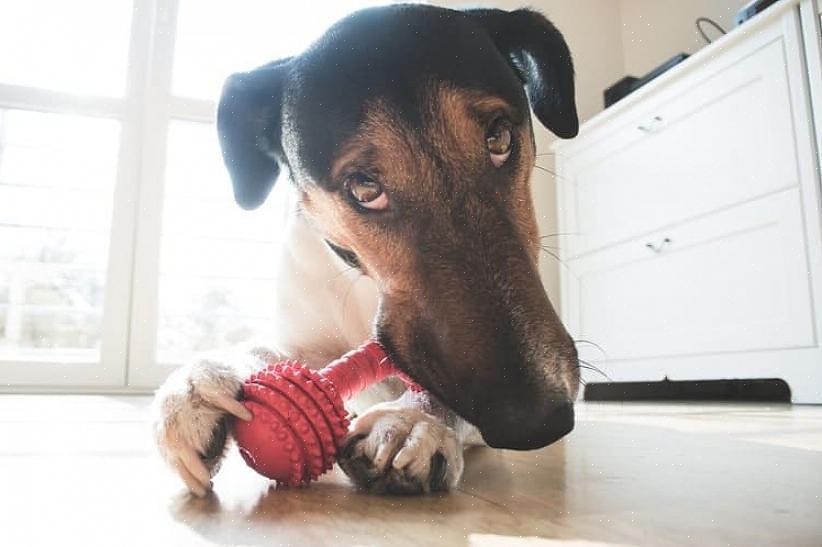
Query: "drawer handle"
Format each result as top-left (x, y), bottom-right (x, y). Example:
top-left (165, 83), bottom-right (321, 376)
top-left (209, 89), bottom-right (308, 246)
top-left (646, 237), bottom-right (672, 253)
top-left (638, 116), bottom-right (664, 133)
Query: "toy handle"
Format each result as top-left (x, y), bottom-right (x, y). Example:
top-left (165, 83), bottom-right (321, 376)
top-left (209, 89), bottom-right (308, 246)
top-left (319, 341), bottom-right (396, 400)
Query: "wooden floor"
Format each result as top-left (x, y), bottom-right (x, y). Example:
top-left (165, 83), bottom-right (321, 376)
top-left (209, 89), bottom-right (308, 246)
top-left (1, 396), bottom-right (821, 546)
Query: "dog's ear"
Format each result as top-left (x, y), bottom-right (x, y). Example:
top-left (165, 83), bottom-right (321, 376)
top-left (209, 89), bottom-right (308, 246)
top-left (467, 9), bottom-right (578, 138)
top-left (217, 58), bottom-right (291, 210)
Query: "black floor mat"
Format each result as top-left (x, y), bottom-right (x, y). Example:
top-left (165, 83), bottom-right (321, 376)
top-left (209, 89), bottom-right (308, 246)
top-left (584, 377), bottom-right (790, 402)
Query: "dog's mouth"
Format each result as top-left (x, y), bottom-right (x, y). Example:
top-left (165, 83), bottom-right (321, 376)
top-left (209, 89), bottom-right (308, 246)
top-left (377, 310), bottom-right (580, 451)
top-left (385, 346), bottom-right (578, 450)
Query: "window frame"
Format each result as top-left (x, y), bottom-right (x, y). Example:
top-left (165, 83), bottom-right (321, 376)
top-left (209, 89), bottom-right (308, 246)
top-left (127, 0), bottom-right (221, 388)
top-left (0, 0), bottom-right (213, 391)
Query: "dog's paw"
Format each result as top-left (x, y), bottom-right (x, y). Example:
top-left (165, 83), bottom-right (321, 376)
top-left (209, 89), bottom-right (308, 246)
top-left (152, 358), bottom-right (252, 497)
top-left (338, 407), bottom-right (463, 495)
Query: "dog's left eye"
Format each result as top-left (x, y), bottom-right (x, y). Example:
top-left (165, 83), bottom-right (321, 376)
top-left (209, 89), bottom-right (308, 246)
top-left (345, 173), bottom-right (388, 210)
top-left (487, 118), bottom-right (513, 167)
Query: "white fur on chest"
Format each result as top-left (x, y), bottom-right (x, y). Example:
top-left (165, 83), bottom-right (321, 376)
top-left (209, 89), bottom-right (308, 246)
top-left (263, 183), bottom-right (403, 414)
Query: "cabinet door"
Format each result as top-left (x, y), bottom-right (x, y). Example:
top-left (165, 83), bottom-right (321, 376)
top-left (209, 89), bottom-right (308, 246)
top-left (560, 29), bottom-right (801, 257)
top-left (565, 189), bottom-right (815, 362)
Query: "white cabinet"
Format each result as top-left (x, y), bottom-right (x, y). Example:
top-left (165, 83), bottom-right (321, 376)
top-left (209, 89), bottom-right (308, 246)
top-left (566, 189), bottom-right (814, 360)
top-left (553, 0), bottom-right (822, 403)
top-left (562, 35), bottom-right (800, 256)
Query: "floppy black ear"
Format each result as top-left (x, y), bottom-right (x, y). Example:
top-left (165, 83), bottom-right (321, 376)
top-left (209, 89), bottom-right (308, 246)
top-left (467, 9), bottom-right (578, 138)
top-left (217, 58), bottom-right (291, 210)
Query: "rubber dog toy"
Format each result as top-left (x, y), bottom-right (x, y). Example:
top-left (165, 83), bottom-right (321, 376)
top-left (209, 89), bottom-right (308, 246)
top-left (233, 341), bottom-right (419, 486)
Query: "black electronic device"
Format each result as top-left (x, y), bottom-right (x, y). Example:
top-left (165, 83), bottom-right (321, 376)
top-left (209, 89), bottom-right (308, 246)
top-left (604, 53), bottom-right (689, 108)
top-left (604, 76), bottom-right (639, 108)
top-left (735, 0), bottom-right (780, 26)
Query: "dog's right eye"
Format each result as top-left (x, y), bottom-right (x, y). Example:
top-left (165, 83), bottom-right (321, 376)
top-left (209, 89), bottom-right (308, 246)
top-left (345, 173), bottom-right (389, 211)
top-left (487, 117), bottom-right (513, 167)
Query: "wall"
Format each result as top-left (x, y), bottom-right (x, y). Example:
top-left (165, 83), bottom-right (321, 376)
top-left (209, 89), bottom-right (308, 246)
top-left (619, 0), bottom-right (749, 76)
top-left (437, 0), bottom-right (626, 308)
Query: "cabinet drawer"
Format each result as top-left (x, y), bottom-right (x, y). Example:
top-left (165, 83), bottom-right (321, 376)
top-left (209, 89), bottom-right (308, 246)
top-left (565, 189), bottom-right (815, 362)
top-left (562, 35), bottom-right (800, 256)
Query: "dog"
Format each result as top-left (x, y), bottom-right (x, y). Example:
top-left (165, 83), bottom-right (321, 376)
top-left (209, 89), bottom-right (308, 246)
top-left (153, 3), bottom-right (581, 497)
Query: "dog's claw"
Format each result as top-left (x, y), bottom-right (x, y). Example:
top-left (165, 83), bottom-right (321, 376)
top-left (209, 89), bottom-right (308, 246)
top-left (337, 407), bottom-right (462, 495)
top-left (174, 458), bottom-right (209, 497)
top-left (152, 358), bottom-right (244, 496)
top-left (341, 434), bottom-right (365, 460)
top-left (210, 392), bottom-right (253, 421)
top-left (179, 445), bottom-right (212, 485)
top-left (430, 452), bottom-right (448, 492)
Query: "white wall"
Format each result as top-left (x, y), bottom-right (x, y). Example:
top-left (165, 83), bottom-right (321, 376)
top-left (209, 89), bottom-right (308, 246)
top-left (619, 0), bottom-right (749, 75)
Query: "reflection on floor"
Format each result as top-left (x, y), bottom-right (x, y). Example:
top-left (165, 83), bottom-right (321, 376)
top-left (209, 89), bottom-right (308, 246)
top-left (1, 396), bottom-right (820, 546)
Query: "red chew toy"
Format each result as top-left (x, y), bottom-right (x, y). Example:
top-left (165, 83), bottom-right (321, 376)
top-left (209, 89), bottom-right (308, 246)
top-left (233, 341), bottom-right (418, 486)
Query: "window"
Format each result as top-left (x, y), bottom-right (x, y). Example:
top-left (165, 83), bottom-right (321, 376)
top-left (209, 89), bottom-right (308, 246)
top-left (155, 121), bottom-right (281, 365)
top-left (0, 1), bottom-right (133, 96)
top-left (0, 110), bottom-right (120, 363)
top-left (0, 0), bottom-right (389, 390)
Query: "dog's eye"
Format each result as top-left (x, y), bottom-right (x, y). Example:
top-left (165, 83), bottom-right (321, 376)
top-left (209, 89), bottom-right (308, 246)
top-left (487, 118), bottom-right (513, 167)
top-left (345, 174), bottom-right (388, 210)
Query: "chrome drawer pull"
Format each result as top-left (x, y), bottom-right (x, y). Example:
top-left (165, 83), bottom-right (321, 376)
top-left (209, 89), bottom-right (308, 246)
top-left (638, 115), bottom-right (664, 133)
top-left (646, 237), bottom-right (672, 253)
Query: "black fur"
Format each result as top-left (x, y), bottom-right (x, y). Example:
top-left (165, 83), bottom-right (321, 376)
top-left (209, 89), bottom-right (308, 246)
top-left (217, 4), bottom-right (577, 209)
top-left (217, 58), bottom-right (291, 209)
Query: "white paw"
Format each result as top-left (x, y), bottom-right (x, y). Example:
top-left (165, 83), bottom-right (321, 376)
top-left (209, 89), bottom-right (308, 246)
top-left (152, 358), bottom-right (252, 497)
top-left (338, 406), bottom-right (463, 494)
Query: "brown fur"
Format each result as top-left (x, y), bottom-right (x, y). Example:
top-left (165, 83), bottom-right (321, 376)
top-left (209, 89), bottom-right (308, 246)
top-left (297, 83), bottom-right (576, 428)
top-left (302, 85), bottom-right (538, 293)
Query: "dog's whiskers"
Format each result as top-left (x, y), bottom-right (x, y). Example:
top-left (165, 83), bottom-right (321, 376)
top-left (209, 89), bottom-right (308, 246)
top-left (532, 163), bottom-right (566, 180)
top-left (340, 271), bottom-right (364, 323)
top-left (539, 245), bottom-right (571, 272)
top-left (540, 232), bottom-right (577, 241)
top-left (574, 338), bottom-right (608, 358)
top-left (330, 265), bottom-right (357, 282)
top-left (577, 358), bottom-right (612, 382)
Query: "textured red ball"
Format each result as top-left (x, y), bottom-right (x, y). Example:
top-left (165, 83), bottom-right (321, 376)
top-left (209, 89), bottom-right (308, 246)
top-left (233, 361), bottom-right (348, 486)
top-left (233, 341), bottom-right (416, 486)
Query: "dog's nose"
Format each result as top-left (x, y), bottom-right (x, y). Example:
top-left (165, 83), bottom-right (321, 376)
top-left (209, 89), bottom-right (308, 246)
top-left (480, 401), bottom-right (574, 450)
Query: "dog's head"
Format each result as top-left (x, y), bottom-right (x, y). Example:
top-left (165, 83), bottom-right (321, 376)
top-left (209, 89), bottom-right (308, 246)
top-left (217, 5), bottom-right (580, 449)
